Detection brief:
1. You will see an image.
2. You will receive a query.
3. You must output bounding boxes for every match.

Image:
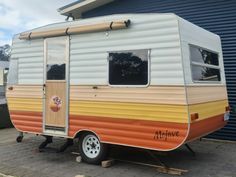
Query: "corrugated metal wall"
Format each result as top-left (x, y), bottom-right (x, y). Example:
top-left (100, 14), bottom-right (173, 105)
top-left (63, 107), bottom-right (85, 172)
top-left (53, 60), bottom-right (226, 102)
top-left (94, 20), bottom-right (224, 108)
top-left (70, 14), bottom-right (184, 86)
top-left (12, 14), bottom-right (184, 86)
top-left (11, 38), bottom-right (44, 84)
top-left (83, 0), bottom-right (236, 141)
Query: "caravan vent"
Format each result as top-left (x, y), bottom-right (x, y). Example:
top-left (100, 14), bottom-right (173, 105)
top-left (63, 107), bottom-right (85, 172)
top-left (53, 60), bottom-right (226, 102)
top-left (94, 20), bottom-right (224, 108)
top-left (45, 125), bottom-right (65, 132)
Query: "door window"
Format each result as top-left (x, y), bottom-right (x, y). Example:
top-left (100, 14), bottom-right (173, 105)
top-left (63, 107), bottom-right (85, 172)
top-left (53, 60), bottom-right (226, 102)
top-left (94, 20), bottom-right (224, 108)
top-left (46, 38), bottom-right (66, 80)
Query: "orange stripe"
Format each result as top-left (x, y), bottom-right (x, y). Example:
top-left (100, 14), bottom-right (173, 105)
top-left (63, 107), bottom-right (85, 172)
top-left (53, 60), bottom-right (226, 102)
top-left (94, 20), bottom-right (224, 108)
top-left (187, 114), bottom-right (226, 141)
top-left (10, 111), bottom-right (43, 134)
top-left (9, 111), bottom-right (227, 151)
top-left (69, 115), bottom-right (188, 151)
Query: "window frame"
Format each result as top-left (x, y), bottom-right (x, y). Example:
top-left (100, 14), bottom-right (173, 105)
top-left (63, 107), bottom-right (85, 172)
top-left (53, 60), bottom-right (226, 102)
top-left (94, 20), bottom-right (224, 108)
top-left (44, 36), bottom-right (68, 82)
top-left (107, 49), bottom-right (151, 88)
top-left (189, 44), bottom-right (221, 83)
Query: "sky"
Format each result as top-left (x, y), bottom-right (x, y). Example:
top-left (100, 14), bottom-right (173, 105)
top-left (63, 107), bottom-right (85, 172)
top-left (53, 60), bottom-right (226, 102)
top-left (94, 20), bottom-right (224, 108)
top-left (0, 0), bottom-right (75, 46)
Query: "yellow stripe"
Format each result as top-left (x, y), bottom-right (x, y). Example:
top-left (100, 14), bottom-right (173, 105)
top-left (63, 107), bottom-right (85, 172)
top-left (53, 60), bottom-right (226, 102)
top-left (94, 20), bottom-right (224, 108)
top-left (189, 100), bottom-right (228, 121)
top-left (7, 98), bottom-right (42, 112)
top-left (7, 97), bottom-right (228, 124)
top-left (7, 97), bottom-right (189, 123)
top-left (70, 100), bottom-right (188, 123)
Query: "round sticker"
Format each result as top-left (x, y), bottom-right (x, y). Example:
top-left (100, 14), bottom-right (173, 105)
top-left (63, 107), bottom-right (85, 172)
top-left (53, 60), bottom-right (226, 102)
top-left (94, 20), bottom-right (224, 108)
top-left (50, 96), bottom-right (62, 112)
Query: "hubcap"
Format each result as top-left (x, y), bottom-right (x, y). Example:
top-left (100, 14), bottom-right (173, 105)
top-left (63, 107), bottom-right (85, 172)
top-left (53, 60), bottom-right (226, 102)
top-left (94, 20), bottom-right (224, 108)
top-left (82, 134), bottom-right (100, 158)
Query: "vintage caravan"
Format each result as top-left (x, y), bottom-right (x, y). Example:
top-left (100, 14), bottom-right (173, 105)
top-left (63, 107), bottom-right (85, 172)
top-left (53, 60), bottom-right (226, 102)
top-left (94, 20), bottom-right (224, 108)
top-left (7, 14), bottom-right (229, 164)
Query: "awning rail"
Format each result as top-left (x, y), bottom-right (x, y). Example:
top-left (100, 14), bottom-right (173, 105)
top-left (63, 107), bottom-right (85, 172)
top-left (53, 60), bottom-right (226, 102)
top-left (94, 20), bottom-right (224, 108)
top-left (19, 20), bottom-right (131, 40)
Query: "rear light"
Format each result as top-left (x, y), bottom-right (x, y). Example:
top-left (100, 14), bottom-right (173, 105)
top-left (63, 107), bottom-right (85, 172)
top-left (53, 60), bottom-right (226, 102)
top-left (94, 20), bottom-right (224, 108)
top-left (225, 106), bottom-right (230, 112)
top-left (191, 113), bottom-right (199, 121)
top-left (224, 106), bottom-right (230, 121)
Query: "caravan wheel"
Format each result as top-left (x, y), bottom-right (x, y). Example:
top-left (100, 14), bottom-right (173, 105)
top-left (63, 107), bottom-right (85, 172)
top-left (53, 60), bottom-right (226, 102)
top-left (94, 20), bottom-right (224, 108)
top-left (79, 132), bottom-right (108, 164)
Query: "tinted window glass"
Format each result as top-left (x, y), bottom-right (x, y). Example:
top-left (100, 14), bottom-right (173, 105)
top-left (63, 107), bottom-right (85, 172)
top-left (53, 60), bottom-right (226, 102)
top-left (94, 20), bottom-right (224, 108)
top-left (190, 45), bottom-right (219, 66)
top-left (46, 38), bottom-right (66, 80)
top-left (192, 65), bottom-right (221, 81)
top-left (47, 64), bottom-right (65, 80)
top-left (109, 50), bottom-right (148, 85)
top-left (190, 45), bottom-right (221, 82)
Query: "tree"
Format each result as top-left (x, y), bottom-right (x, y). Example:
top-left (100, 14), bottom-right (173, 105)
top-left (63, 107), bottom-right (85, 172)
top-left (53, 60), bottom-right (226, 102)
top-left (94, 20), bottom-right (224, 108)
top-left (0, 44), bottom-right (11, 61)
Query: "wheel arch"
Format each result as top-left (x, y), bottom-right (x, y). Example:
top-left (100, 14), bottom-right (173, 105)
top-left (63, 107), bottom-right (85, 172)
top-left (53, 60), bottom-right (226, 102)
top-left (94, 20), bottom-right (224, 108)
top-left (73, 129), bottom-right (101, 141)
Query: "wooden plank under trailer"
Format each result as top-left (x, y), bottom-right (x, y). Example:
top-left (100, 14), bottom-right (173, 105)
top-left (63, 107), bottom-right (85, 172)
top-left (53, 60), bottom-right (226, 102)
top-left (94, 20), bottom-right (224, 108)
top-left (103, 159), bottom-right (188, 175)
top-left (73, 150), bottom-right (189, 176)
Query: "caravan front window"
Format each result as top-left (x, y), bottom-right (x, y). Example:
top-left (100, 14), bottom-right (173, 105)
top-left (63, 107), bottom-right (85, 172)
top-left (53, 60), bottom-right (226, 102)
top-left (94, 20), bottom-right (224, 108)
top-left (8, 59), bottom-right (18, 85)
top-left (108, 49), bottom-right (149, 86)
top-left (190, 45), bottom-right (221, 82)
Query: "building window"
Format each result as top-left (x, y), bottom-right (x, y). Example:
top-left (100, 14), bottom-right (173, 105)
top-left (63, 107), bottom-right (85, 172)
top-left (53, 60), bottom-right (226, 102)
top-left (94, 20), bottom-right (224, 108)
top-left (4, 68), bottom-right (8, 86)
top-left (0, 69), bottom-right (8, 96)
top-left (7, 59), bottom-right (18, 85)
top-left (190, 45), bottom-right (221, 82)
top-left (0, 69), bottom-right (3, 86)
top-left (108, 49), bottom-right (149, 86)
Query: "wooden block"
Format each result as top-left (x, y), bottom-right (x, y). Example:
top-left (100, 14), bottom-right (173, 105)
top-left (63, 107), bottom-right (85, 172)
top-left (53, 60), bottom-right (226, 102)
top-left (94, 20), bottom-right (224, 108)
top-left (0, 173), bottom-right (15, 177)
top-left (156, 167), bottom-right (183, 176)
top-left (101, 159), bottom-right (115, 168)
top-left (76, 156), bottom-right (82, 163)
top-left (72, 152), bottom-right (81, 155)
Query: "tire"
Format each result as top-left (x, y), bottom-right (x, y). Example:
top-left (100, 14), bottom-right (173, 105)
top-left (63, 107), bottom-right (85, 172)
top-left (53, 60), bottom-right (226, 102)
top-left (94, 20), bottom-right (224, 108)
top-left (79, 132), bottom-right (108, 164)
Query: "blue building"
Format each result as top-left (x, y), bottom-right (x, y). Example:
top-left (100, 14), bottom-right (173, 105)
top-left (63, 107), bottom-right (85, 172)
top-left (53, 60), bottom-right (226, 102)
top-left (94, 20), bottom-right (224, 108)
top-left (59, 0), bottom-right (236, 141)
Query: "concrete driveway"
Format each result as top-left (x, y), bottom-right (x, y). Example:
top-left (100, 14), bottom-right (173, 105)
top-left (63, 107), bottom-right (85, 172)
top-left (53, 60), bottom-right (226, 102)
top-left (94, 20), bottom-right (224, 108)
top-left (0, 128), bottom-right (235, 177)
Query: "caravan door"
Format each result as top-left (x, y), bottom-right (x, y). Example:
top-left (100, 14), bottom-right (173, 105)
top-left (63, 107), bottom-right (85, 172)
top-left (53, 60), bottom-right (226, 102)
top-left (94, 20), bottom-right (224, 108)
top-left (43, 37), bottom-right (69, 135)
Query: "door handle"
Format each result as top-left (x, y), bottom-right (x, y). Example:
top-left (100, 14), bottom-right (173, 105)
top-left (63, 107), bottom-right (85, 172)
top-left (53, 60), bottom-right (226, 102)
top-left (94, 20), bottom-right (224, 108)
top-left (43, 84), bottom-right (46, 95)
top-left (8, 86), bottom-right (13, 90)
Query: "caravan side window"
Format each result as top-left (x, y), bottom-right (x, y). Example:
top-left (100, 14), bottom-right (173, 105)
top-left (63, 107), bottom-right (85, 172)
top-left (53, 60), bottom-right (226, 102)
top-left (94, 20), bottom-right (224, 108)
top-left (190, 45), bottom-right (221, 82)
top-left (8, 59), bottom-right (18, 85)
top-left (108, 49), bottom-right (149, 86)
